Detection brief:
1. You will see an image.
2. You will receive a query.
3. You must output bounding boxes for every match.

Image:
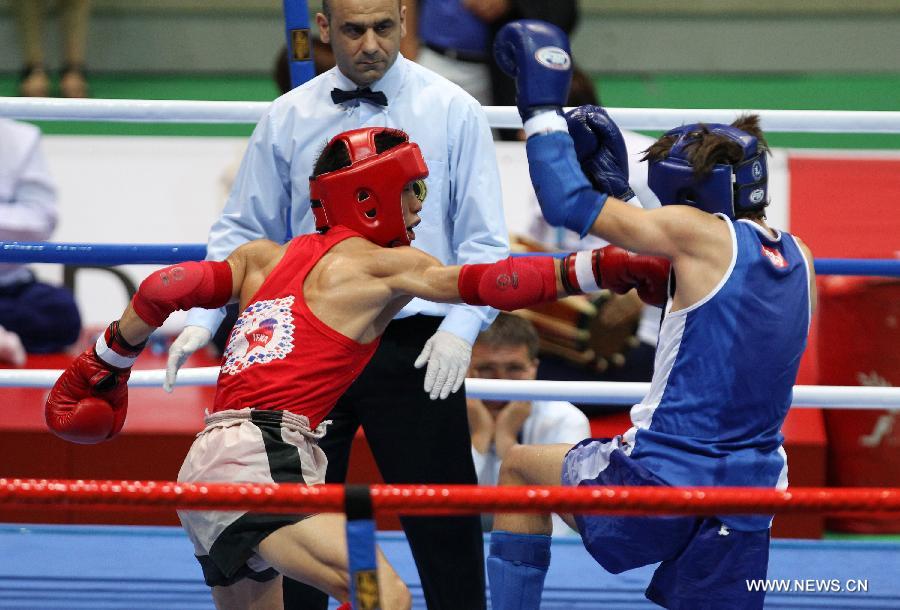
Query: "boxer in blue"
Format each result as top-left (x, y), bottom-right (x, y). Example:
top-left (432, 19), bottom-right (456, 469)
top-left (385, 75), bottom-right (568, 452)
top-left (485, 20), bottom-right (818, 610)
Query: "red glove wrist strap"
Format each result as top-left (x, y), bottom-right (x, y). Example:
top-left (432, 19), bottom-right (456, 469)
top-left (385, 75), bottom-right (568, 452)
top-left (94, 321), bottom-right (145, 370)
top-left (560, 250), bottom-right (603, 295)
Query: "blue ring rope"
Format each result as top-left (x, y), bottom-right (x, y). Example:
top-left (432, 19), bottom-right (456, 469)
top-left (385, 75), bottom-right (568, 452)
top-left (0, 242), bottom-right (207, 265)
top-left (811, 258), bottom-right (900, 276)
top-left (1, 241), bottom-right (899, 277)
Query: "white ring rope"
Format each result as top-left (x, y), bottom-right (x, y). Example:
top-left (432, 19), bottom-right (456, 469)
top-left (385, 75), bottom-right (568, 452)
top-left (0, 97), bottom-right (267, 124)
top-left (4, 368), bottom-right (898, 409)
top-left (2, 97), bottom-right (900, 133)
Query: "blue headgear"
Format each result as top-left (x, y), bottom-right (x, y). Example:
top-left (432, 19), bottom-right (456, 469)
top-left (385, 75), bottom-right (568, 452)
top-left (647, 123), bottom-right (768, 219)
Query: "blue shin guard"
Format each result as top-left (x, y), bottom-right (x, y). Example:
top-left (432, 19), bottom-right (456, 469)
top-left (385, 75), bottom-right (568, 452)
top-left (487, 531), bottom-right (551, 610)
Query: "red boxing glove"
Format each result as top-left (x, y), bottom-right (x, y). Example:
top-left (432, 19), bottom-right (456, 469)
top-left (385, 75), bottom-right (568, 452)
top-left (561, 246), bottom-right (670, 307)
top-left (630, 256), bottom-right (671, 307)
top-left (598, 246), bottom-right (671, 307)
top-left (45, 321), bottom-right (145, 444)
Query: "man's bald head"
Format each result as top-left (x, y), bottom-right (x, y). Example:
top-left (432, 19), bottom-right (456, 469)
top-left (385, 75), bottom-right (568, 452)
top-left (322, 0), bottom-right (401, 20)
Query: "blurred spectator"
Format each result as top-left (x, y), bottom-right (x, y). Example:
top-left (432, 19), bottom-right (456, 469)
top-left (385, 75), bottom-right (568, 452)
top-left (272, 45), bottom-right (293, 98)
top-left (15, 0), bottom-right (92, 98)
top-left (272, 39), bottom-right (336, 95)
top-left (567, 64), bottom-right (599, 108)
top-left (0, 119), bottom-right (81, 364)
top-left (404, 0), bottom-right (578, 112)
top-left (404, 0), bottom-right (504, 104)
top-left (467, 313), bottom-right (589, 535)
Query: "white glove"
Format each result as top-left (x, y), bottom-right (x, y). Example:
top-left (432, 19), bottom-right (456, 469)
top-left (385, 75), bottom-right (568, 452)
top-left (413, 330), bottom-right (472, 400)
top-left (164, 325), bottom-right (212, 393)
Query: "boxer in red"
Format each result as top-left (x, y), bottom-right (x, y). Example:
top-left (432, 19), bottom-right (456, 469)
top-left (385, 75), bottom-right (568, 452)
top-left (45, 126), bottom-right (668, 609)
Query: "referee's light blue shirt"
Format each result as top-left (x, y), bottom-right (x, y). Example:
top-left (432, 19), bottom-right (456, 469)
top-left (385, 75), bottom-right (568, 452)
top-left (186, 55), bottom-right (508, 344)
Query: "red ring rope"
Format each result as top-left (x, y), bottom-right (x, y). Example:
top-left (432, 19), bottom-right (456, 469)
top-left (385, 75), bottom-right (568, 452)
top-left (2, 479), bottom-right (899, 516)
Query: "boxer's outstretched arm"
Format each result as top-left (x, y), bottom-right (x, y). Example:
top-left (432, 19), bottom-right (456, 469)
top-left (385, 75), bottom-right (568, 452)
top-left (372, 247), bottom-right (561, 310)
top-left (377, 244), bottom-right (669, 311)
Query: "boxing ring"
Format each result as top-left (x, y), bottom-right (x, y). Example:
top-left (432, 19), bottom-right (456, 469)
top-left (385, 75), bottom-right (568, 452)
top-left (2, 97), bottom-right (900, 609)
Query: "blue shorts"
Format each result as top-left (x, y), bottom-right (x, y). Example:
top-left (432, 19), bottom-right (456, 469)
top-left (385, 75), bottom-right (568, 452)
top-left (562, 438), bottom-right (770, 610)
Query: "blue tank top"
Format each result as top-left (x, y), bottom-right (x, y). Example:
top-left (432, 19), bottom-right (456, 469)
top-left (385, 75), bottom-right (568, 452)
top-left (624, 216), bottom-right (812, 530)
top-left (419, 0), bottom-right (489, 58)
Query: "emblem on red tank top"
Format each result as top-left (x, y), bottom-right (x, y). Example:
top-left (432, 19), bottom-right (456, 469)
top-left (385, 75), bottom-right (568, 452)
top-left (221, 296), bottom-right (296, 375)
top-left (244, 318), bottom-right (276, 354)
top-left (760, 244), bottom-right (787, 268)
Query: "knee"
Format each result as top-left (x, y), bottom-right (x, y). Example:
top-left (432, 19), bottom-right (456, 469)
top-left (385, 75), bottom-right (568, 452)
top-left (498, 444), bottom-right (530, 485)
top-left (331, 568), bottom-right (350, 602)
top-left (381, 576), bottom-right (411, 610)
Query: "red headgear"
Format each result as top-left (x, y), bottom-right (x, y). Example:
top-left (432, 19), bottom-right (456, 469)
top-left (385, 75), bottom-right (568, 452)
top-left (309, 127), bottom-right (429, 247)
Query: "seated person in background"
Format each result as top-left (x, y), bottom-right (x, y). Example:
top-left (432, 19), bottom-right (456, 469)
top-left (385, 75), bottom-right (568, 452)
top-left (44, 126), bottom-right (671, 609)
top-left (0, 119), bottom-right (81, 366)
top-left (467, 312), bottom-right (589, 535)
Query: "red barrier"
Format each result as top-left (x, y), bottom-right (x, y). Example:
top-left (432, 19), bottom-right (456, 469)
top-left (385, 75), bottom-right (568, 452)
top-left (2, 479), bottom-right (899, 517)
top-left (818, 277), bottom-right (900, 533)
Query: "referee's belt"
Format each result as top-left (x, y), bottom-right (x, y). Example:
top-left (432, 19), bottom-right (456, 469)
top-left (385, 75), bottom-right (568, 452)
top-left (424, 42), bottom-right (487, 64)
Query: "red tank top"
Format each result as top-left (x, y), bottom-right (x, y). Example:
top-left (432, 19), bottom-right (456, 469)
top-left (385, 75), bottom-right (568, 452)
top-left (212, 227), bottom-right (380, 427)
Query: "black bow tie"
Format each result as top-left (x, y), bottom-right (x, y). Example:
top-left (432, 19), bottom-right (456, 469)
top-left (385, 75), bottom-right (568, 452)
top-left (330, 87), bottom-right (388, 107)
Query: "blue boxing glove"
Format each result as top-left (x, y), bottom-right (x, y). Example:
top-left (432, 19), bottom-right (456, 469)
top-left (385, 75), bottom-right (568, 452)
top-left (527, 131), bottom-right (607, 237)
top-left (565, 105), bottom-right (635, 201)
top-left (493, 20), bottom-right (573, 120)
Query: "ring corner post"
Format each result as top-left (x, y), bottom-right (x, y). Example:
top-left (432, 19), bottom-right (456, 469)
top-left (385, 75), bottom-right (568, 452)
top-left (345, 484), bottom-right (380, 609)
top-left (283, 0), bottom-right (315, 89)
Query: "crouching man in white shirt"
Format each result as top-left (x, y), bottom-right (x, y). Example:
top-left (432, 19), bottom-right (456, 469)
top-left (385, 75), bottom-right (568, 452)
top-left (467, 313), bottom-right (590, 536)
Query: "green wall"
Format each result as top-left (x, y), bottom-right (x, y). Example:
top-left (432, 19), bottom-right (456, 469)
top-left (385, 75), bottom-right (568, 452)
top-left (596, 73), bottom-right (900, 149)
top-left (1, 72), bottom-right (898, 149)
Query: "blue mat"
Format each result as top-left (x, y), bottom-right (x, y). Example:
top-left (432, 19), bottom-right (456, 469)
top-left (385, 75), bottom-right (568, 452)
top-left (2, 524), bottom-right (898, 609)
